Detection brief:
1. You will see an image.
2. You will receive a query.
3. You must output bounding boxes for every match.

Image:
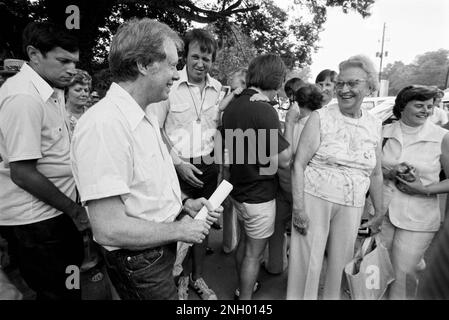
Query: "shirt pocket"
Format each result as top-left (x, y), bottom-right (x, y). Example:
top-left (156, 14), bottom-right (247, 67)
top-left (43, 126), bottom-right (67, 153)
top-left (170, 103), bottom-right (192, 127)
top-left (123, 247), bottom-right (164, 276)
top-left (202, 103), bottom-right (219, 127)
top-left (135, 150), bottom-right (158, 182)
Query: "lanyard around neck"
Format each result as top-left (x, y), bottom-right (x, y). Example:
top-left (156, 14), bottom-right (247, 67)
top-left (187, 85), bottom-right (206, 123)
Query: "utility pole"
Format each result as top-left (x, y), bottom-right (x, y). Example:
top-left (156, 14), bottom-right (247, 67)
top-left (445, 63), bottom-right (449, 89)
top-left (376, 23), bottom-right (387, 96)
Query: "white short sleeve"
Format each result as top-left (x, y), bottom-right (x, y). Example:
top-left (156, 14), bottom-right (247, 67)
top-left (71, 116), bottom-right (133, 203)
top-left (0, 94), bottom-right (43, 162)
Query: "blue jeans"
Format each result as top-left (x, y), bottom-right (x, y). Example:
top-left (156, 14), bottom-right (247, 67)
top-left (102, 243), bottom-right (178, 300)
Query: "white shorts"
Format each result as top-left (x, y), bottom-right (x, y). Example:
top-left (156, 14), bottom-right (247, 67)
top-left (231, 197), bottom-right (276, 240)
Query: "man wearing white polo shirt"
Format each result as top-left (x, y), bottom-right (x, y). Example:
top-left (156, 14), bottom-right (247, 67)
top-left (71, 19), bottom-right (221, 300)
top-left (0, 22), bottom-right (84, 300)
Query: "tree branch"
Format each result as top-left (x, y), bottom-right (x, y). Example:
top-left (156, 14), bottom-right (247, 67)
top-left (126, 0), bottom-right (258, 23)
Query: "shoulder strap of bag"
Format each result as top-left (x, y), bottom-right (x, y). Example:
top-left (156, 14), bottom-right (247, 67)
top-left (365, 138), bottom-right (389, 199)
top-left (360, 236), bottom-right (374, 257)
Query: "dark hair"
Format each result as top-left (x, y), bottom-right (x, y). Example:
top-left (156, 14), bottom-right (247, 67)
top-left (247, 54), bottom-right (286, 91)
top-left (393, 85), bottom-right (437, 119)
top-left (22, 21), bottom-right (79, 57)
top-left (315, 69), bottom-right (337, 83)
top-left (295, 84), bottom-right (323, 111)
top-left (184, 29), bottom-right (218, 62)
top-left (109, 18), bottom-right (183, 82)
top-left (284, 77), bottom-right (306, 100)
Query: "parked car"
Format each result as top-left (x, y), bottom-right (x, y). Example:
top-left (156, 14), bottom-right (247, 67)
top-left (361, 96), bottom-right (395, 111)
top-left (277, 96), bottom-right (397, 127)
top-left (327, 96), bottom-right (394, 111)
top-left (326, 96), bottom-right (396, 124)
top-left (368, 98), bottom-right (396, 125)
top-left (443, 91), bottom-right (449, 111)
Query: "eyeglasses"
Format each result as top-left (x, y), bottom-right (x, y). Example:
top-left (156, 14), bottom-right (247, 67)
top-left (335, 79), bottom-right (367, 89)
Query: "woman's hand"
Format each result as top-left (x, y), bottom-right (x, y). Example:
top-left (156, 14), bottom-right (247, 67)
top-left (383, 162), bottom-right (413, 180)
top-left (233, 87), bottom-right (244, 96)
top-left (395, 175), bottom-right (428, 195)
top-left (249, 93), bottom-right (269, 102)
top-left (292, 208), bottom-right (309, 236)
top-left (360, 213), bottom-right (384, 234)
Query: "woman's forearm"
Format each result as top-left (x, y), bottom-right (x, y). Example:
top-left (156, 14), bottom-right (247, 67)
top-left (423, 180), bottom-right (449, 195)
top-left (369, 171), bottom-right (384, 215)
top-left (291, 162), bottom-right (305, 212)
top-left (283, 120), bottom-right (295, 146)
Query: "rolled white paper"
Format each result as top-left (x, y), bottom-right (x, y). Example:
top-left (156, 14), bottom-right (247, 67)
top-left (173, 180), bottom-right (234, 276)
top-left (194, 179), bottom-right (233, 220)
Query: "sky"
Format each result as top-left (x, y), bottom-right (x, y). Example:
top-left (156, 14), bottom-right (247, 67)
top-left (275, 0), bottom-right (449, 81)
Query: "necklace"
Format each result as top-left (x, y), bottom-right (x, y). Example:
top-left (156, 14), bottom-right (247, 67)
top-left (187, 85), bottom-right (206, 123)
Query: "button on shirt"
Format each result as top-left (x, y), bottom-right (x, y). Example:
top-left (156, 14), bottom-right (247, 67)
top-left (148, 67), bottom-right (222, 158)
top-left (0, 63), bottom-right (74, 225)
top-left (71, 83), bottom-right (182, 250)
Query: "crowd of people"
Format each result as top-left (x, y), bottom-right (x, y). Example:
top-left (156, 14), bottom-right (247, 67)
top-left (1, 17), bottom-right (449, 301)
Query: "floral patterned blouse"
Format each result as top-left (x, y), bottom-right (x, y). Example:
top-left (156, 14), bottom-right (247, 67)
top-left (304, 104), bottom-right (381, 207)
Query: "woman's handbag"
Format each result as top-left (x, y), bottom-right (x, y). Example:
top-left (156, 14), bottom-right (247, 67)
top-left (344, 235), bottom-right (395, 300)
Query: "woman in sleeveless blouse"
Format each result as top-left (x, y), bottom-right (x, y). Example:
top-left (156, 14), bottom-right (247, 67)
top-left (379, 85), bottom-right (449, 299)
top-left (287, 55), bottom-right (384, 300)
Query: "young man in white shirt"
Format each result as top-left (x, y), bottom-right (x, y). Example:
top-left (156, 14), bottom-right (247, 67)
top-left (0, 22), bottom-right (84, 300)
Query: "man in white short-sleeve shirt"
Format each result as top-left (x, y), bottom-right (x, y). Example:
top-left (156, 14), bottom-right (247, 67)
top-left (0, 22), bottom-right (84, 300)
top-left (71, 18), bottom-right (221, 300)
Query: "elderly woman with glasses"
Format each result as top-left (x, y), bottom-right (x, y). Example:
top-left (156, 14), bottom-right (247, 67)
top-left (287, 55), bottom-right (384, 300)
top-left (378, 85), bottom-right (449, 299)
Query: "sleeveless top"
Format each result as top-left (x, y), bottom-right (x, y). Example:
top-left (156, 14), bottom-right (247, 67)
top-left (383, 120), bottom-right (448, 231)
top-left (304, 104), bottom-right (382, 207)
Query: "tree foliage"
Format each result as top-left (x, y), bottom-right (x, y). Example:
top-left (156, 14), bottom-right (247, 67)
top-left (383, 49), bottom-right (449, 95)
top-left (0, 0), bottom-right (375, 77)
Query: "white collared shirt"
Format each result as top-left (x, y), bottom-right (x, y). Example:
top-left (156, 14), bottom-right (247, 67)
top-left (148, 67), bottom-right (222, 158)
top-left (0, 63), bottom-right (74, 225)
top-left (71, 83), bottom-right (182, 246)
top-left (383, 120), bottom-right (448, 231)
